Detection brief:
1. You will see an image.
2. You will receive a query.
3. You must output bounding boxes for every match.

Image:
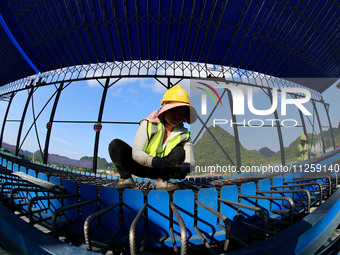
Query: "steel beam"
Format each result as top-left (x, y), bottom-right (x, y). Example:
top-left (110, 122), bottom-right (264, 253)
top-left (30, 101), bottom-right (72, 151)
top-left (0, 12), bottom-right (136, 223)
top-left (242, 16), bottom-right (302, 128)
top-left (15, 81), bottom-right (35, 156)
top-left (295, 94), bottom-right (309, 148)
top-left (312, 100), bottom-right (325, 154)
top-left (43, 82), bottom-right (64, 164)
top-left (323, 102), bottom-right (335, 150)
top-left (92, 78), bottom-right (121, 173)
top-left (268, 89), bottom-right (285, 165)
top-left (0, 92), bottom-right (15, 148)
top-left (227, 89), bottom-right (241, 172)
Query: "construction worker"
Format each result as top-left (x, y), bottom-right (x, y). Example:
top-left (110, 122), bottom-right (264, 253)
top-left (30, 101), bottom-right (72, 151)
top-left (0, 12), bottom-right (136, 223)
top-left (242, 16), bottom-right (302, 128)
top-left (297, 134), bottom-right (310, 161)
top-left (109, 85), bottom-right (197, 191)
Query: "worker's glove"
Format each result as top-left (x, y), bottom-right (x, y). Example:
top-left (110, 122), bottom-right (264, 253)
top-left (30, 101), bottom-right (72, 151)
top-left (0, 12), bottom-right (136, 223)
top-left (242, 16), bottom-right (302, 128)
top-left (172, 163), bottom-right (191, 179)
top-left (151, 157), bottom-right (174, 175)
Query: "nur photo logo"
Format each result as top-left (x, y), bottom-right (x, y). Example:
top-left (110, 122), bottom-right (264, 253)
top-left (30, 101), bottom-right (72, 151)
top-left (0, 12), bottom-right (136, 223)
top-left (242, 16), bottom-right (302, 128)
top-left (196, 82), bottom-right (223, 115)
top-left (194, 80), bottom-right (312, 128)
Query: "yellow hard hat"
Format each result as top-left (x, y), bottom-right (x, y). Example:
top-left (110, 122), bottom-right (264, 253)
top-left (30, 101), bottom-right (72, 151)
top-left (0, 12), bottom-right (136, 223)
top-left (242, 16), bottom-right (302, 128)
top-left (160, 85), bottom-right (191, 105)
top-left (300, 134), bottom-right (307, 140)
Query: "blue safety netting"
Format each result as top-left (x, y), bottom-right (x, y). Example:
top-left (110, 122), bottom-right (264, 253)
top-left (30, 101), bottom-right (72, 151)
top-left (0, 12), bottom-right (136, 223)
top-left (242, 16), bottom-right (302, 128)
top-left (0, 19), bottom-right (36, 86)
top-left (0, 0), bottom-right (339, 92)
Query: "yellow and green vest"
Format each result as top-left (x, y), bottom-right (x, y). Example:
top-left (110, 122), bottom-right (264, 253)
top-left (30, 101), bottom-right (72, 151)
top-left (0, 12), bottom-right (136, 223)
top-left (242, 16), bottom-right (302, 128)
top-left (298, 143), bottom-right (309, 161)
top-left (143, 121), bottom-right (190, 158)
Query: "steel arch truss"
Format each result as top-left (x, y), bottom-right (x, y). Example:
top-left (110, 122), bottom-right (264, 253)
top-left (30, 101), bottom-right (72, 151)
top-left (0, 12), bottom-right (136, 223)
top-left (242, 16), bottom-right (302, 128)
top-left (0, 62), bottom-right (335, 173)
top-left (0, 61), bottom-right (324, 101)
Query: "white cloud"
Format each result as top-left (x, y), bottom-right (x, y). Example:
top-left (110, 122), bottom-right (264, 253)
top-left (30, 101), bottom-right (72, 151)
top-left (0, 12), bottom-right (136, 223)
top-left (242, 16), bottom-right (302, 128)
top-left (87, 79), bottom-right (100, 87)
top-left (140, 79), bottom-right (167, 94)
top-left (128, 88), bottom-right (138, 94)
top-left (106, 77), bottom-right (167, 106)
top-left (109, 86), bottom-right (147, 106)
top-left (110, 87), bottom-right (123, 97)
top-left (51, 137), bottom-right (75, 147)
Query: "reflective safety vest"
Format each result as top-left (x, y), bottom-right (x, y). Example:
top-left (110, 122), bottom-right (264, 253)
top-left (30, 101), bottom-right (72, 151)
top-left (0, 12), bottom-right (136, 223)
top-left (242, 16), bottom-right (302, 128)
top-left (143, 121), bottom-right (190, 158)
top-left (298, 143), bottom-right (309, 161)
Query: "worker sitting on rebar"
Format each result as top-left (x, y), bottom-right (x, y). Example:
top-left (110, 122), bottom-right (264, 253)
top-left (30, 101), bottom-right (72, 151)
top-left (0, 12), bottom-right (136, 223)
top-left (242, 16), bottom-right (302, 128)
top-left (109, 85), bottom-right (197, 191)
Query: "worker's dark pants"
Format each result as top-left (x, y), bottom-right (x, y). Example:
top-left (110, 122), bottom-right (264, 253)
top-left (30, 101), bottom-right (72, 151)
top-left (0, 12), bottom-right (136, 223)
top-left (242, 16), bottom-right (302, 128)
top-left (108, 139), bottom-right (186, 180)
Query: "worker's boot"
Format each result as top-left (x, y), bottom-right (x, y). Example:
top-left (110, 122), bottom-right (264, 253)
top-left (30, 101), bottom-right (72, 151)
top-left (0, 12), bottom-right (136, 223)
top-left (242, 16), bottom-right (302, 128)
top-left (116, 177), bottom-right (136, 189)
top-left (155, 179), bottom-right (179, 191)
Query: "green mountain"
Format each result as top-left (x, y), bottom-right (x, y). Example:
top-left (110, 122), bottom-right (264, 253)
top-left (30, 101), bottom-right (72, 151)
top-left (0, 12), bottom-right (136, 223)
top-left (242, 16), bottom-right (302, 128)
top-left (33, 150), bottom-right (43, 159)
top-left (269, 133), bottom-right (322, 164)
top-left (193, 126), bottom-right (278, 169)
top-left (80, 156), bottom-right (110, 170)
top-left (259, 147), bottom-right (276, 157)
top-left (192, 126), bottom-right (331, 170)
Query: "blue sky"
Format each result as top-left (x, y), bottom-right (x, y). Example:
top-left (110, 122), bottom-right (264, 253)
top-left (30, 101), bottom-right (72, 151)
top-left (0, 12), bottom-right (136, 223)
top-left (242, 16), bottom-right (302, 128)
top-left (0, 77), bottom-right (167, 162)
top-left (0, 77), bottom-right (339, 164)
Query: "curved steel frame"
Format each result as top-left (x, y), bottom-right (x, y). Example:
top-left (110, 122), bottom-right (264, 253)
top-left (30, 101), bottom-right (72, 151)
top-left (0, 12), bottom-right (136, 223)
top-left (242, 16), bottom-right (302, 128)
top-left (0, 62), bottom-right (335, 173)
top-left (0, 61), bottom-right (325, 101)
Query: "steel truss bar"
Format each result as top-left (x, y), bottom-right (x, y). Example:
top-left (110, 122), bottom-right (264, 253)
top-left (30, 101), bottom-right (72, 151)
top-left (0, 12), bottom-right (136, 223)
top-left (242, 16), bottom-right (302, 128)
top-left (15, 81), bottom-right (35, 156)
top-left (30, 88), bottom-right (44, 159)
top-left (43, 82), bottom-right (64, 164)
top-left (196, 115), bottom-right (235, 166)
top-left (294, 94), bottom-right (309, 151)
top-left (323, 103), bottom-right (335, 150)
top-left (154, 77), bottom-right (169, 90)
top-left (192, 89), bottom-right (227, 144)
top-left (0, 92), bottom-right (15, 147)
top-left (227, 89), bottom-right (241, 172)
top-left (304, 106), bottom-right (321, 144)
top-left (0, 61), bottom-right (324, 102)
top-left (92, 78), bottom-right (121, 173)
top-left (18, 84), bottom-right (61, 154)
top-left (267, 89), bottom-right (285, 165)
top-left (311, 100), bottom-right (325, 154)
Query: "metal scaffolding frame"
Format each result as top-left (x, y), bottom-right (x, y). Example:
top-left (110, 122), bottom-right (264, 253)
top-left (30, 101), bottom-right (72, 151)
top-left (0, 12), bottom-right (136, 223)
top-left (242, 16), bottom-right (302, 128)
top-left (0, 62), bottom-right (334, 173)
